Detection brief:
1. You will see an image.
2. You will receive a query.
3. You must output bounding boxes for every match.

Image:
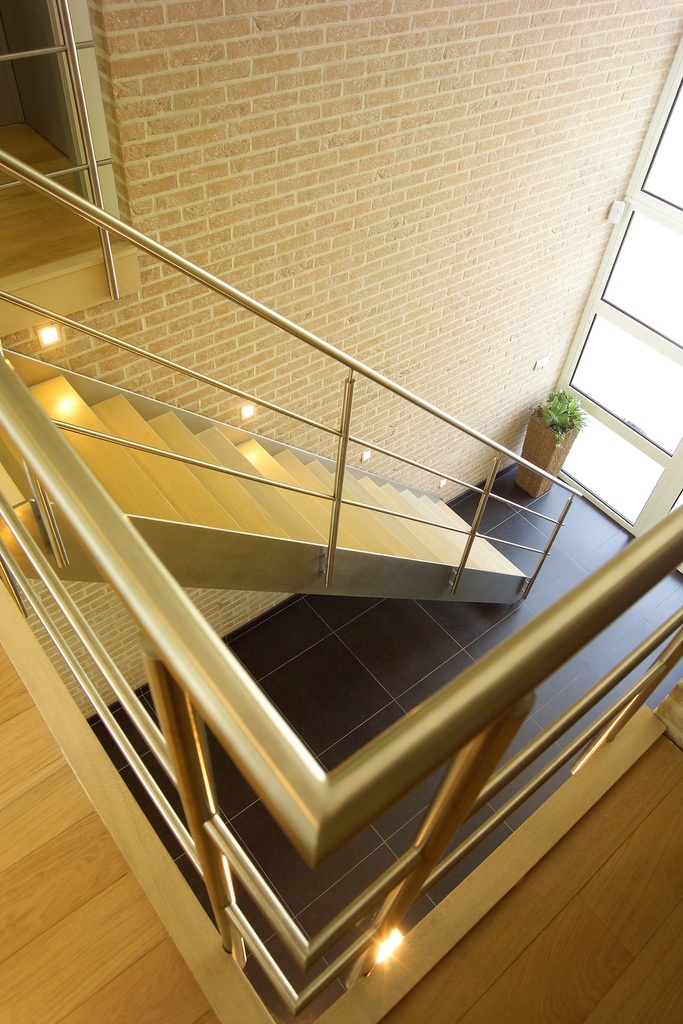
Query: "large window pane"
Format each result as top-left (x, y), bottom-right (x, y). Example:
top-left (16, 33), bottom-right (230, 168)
top-left (563, 418), bottom-right (663, 524)
top-left (571, 317), bottom-right (683, 454)
top-left (643, 82), bottom-right (683, 210)
top-left (603, 214), bottom-right (683, 348)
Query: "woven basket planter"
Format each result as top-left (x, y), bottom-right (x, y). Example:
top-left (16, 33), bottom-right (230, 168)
top-left (515, 414), bottom-right (579, 498)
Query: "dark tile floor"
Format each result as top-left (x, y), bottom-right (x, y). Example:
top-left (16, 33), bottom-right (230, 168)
top-left (89, 468), bottom-right (683, 1019)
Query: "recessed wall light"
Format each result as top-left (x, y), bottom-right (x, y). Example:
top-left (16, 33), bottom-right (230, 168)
top-left (38, 324), bottom-right (61, 347)
top-left (439, 479), bottom-right (447, 489)
top-left (361, 449), bottom-right (372, 463)
top-left (240, 403), bottom-right (256, 421)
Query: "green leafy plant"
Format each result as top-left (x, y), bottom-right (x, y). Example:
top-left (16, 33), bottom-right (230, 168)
top-left (533, 390), bottom-right (588, 443)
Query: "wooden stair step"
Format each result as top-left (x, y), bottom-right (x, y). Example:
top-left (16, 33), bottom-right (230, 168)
top-left (148, 414), bottom-right (285, 538)
top-left (29, 378), bottom-right (182, 522)
top-left (273, 449), bottom-right (389, 554)
top-left (355, 477), bottom-right (445, 563)
top-left (238, 439), bottom-right (328, 543)
top-left (302, 459), bottom-right (418, 559)
top-left (197, 426), bottom-right (317, 543)
top-left (92, 397), bottom-right (235, 531)
top-left (417, 495), bottom-right (522, 576)
top-left (393, 487), bottom-right (470, 565)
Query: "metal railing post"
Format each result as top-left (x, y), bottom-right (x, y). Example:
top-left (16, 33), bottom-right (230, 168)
top-left (0, 552), bottom-right (27, 616)
top-left (54, 0), bottom-right (119, 300)
top-left (523, 494), bottom-right (575, 599)
top-left (24, 464), bottom-right (69, 569)
top-left (325, 369), bottom-right (355, 587)
top-left (346, 693), bottom-right (532, 985)
top-left (451, 452), bottom-right (501, 596)
top-left (142, 645), bottom-right (246, 965)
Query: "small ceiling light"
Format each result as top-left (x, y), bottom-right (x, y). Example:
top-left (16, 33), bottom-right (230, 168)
top-left (376, 928), bottom-right (403, 964)
top-left (240, 403), bottom-right (256, 421)
top-left (38, 324), bottom-right (61, 347)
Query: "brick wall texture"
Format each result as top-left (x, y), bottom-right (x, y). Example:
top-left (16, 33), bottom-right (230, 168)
top-left (3, 0), bottom-right (682, 712)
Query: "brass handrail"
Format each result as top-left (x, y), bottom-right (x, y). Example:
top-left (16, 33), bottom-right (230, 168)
top-left (1, 354), bottom-right (682, 868)
top-left (2, 358), bottom-right (683, 1011)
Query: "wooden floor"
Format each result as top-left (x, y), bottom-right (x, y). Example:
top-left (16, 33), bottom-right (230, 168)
top-left (0, 641), bottom-right (220, 1024)
top-left (383, 734), bottom-right (683, 1024)
top-left (0, 123), bottom-right (100, 278)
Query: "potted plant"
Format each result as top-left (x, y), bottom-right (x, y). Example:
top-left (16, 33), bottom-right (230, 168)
top-left (515, 390), bottom-right (587, 497)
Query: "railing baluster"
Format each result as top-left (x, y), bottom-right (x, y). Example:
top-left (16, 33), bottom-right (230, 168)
top-left (346, 694), bottom-right (532, 985)
top-left (325, 369), bottom-right (355, 588)
top-left (522, 493), bottom-right (574, 599)
top-left (54, 0), bottom-right (119, 300)
top-left (451, 452), bottom-right (501, 596)
top-left (24, 464), bottom-right (69, 569)
top-left (142, 646), bottom-right (246, 965)
top-left (0, 551), bottom-right (26, 616)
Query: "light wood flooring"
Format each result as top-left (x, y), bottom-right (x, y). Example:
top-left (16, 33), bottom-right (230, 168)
top-left (0, 640), bottom-right (220, 1024)
top-left (382, 734), bottom-right (683, 1024)
top-left (0, 122), bottom-right (100, 278)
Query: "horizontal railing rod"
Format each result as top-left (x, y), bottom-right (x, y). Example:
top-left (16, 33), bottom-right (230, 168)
top-left (347, 436), bottom-right (568, 524)
top-left (224, 901), bottom-right (299, 1012)
top-left (0, 291), bottom-right (339, 439)
top-left (0, 40), bottom-right (93, 63)
top-left (0, 539), bottom-right (197, 868)
top-left (0, 491), bottom-right (171, 772)
top-left (206, 815), bottom-right (309, 959)
top-left (343, 496), bottom-right (468, 537)
top-left (0, 149), bottom-right (580, 496)
top-left (347, 435), bottom-right (484, 494)
top-left (422, 662), bottom-right (677, 897)
top-left (474, 604), bottom-right (683, 813)
top-left (0, 159), bottom-right (114, 192)
top-left (50, 419), bottom-right (332, 502)
top-left (207, 812), bottom-right (422, 969)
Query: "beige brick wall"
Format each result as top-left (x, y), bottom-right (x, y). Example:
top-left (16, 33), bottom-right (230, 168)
top-left (3, 1), bottom-right (682, 712)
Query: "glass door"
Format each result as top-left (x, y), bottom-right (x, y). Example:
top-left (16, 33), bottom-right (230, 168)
top-left (559, 39), bottom-right (683, 540)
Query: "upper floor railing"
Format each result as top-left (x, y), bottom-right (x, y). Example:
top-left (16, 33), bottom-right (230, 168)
top-left (1, 312), bottom-right (683, 1012)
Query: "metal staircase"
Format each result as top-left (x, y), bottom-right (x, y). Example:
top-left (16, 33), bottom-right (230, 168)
top-left (3, 361), bottom-right (526, 601)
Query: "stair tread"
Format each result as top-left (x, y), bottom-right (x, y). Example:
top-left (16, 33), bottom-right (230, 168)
top-left (148, 414), bottom-right (287, 538)
top-left (416, 495), bottom-right (522, 575)
top-left (92, 397), bottom-right (235, 531)
top-left (29, 378), bottom-right (183, 521)
top-left (355, 478), bottom-right (447, 563)
top-left (302, 460), bottom-right (418, 559)
top-left (197, 426), bottom-right (318, 543)
top-left (238, 439), bottom-right (330, 543)
top-left (341, 468), bottom-right (442, 561)
top-left (274, 450), bottom-right (401, 555)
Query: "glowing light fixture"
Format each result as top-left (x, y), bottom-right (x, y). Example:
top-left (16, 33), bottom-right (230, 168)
top-left (38, 324), bottom-right (61, 347)
top-left (439, 478), bottom-right (447, 488)
top-left (240, 403), bottom-right (256, 421)
top-left (57, 395), bottom-right (78, 416)
top-left (375, 928), bottom-right (403, 964)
